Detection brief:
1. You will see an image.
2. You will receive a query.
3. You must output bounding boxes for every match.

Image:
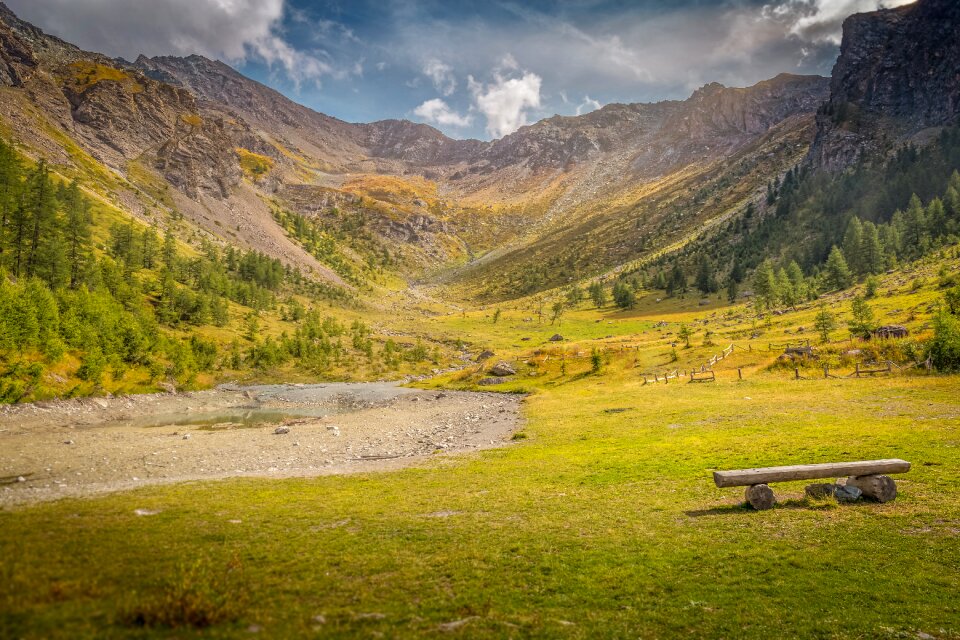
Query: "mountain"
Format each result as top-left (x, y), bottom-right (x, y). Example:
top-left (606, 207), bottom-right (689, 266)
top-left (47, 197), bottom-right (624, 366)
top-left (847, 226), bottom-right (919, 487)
top-left (810, 0), bottom-right (960, 171)
top-left (0, 1), bottom-right (828, 297)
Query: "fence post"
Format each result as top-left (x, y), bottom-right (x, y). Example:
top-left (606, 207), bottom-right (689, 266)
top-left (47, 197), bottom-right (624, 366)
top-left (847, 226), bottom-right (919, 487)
top-left (855, 363), bottom-right (860, 378)
top-left (795, 367), bottom-right (800, 380)
top-left (654, 374), bottom-right (659, 382)
top-left (824, 365), bottom-right (829, 379)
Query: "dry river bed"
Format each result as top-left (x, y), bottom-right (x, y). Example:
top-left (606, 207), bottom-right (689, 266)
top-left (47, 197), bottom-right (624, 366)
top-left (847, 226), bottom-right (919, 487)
top-left (0, 383), bottom-right (523, 508)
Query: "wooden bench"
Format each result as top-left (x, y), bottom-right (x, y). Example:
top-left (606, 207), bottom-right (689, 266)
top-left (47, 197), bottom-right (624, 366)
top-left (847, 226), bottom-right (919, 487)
top-left (713, 459), bottom-right (911, 510)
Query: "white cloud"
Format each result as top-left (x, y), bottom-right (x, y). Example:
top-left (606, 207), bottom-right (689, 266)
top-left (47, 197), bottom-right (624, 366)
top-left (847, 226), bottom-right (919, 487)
top-left (576, 95), bottom-right (602, 116)
top-left (422, 59), bottom-right (457, 96)
top-left (763, 0), bottom-right (916, 45)
top-left (469, 67), bottom-right (542, 138)
top-left (4, 0), bottom-right (338, 88)
top-left (413, 98), bottom-right (473, 127)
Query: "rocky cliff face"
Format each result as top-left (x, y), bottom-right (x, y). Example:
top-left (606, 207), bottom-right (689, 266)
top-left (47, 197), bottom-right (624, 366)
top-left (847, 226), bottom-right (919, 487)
top-left (809, 0), bottom-right (960, 171)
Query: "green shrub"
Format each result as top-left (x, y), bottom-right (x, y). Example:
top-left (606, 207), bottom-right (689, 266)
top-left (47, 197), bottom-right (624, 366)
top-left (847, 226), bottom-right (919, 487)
top-left (929, 311), bottom-right (960, 372)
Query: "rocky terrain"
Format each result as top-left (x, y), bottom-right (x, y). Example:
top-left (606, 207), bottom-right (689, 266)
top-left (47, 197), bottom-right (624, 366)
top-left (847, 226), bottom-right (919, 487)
top-left (0, 1), bottom-right (831, 292)
top-left (0, 383), bottom-right (523, 507)
top-left (809, 0), bottom-right (960, 171)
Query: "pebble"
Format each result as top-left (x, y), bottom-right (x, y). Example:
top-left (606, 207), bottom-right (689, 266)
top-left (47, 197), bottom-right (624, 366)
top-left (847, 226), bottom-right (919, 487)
top-left (274, 426), bottom-right (291, 435)
top-left (182, 434), bottom-right (191, 440)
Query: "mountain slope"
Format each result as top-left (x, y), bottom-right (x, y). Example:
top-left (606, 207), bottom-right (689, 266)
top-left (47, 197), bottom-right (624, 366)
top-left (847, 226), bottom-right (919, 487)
top-left (0, 1), bottom-right (828, 300)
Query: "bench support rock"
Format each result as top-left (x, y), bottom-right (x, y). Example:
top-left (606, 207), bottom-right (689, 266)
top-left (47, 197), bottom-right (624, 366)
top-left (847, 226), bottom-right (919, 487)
top-left (846, 474), bottom-right (897, 503)
top-left (745, 484), bottom-right (775, 510)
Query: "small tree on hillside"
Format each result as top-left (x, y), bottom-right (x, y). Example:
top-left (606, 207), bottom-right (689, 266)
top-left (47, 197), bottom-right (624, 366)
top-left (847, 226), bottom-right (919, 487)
top-left (588, 282), bottom-right (607, 308)
top-left (550, 300), bottom-right (566, 325)
top-left (813, 303), bottom-right (837, 344)
top-left (612, 282), bottom-right (636, 309)
top-left (678, 324), bottom-right (692, 348)
top-left (848, 295), bottom-right (875, 339)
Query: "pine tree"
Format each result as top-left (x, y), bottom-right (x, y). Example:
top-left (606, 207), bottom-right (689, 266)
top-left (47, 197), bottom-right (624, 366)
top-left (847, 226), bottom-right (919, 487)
top-left (926, 197), bottom-right (947, 239)
top-left (842, 217), bottom-right (864, 275)
top-left (62, 180), bottom-right (92, 288)
top-left (0, 138), bottom-right (23, 269)
top-left (695, 254), bottom-right (719, 295)
top-left (726, 277), bottom-right (738, 303)
top-left (751, 259), bottom-right (777, 310)
top-left (848, 295), bottom-right (875, 339)
top-left (588, 282), bottom-right (607, 308)
top-left (813, 303), bottom-right (837, 344)
top-left (23, 160), bottom-right (58, 280)
top-left (824, 246), bottom-right (852, 291)
top-left (667, 262), bottom-right (687, 296)
top-left (860, 221), bottom-right (884, 275)
top-left (902, 194), bottom-right (928, 257)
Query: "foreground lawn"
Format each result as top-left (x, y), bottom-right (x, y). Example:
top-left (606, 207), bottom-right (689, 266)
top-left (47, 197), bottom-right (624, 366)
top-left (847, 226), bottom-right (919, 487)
top-left (2, 370), bottom-right (959, 638)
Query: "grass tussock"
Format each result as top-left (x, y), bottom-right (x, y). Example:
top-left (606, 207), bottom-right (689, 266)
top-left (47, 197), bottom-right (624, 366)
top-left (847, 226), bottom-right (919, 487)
top-left (122, 556), bottom-right (248, 629)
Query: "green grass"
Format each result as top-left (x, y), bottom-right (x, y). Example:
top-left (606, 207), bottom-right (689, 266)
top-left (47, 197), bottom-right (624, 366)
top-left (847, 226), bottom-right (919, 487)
top-left (2, 369), bottom-right (959, 638)
top-left (1, 246), bottom-right (958, 638)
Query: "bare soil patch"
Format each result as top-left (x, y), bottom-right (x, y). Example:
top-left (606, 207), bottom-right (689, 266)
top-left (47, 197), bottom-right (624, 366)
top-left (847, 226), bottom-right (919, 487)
top-left (0, 383), bottom-right (523, 507)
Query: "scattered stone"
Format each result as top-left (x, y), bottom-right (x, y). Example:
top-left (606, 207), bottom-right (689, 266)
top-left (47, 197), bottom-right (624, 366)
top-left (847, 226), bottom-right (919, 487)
top-left (16, 476), bottom-right (25, 483)
top-left (478, 377), bottom-right (510, 386)
top-left (489, 361), bottom-right (516, 376)
top-left (134, 509), bottom-right (160, 516)
top-left (834, 484), bottom-right (862, 503)
top-left (549, 334), bottom-right (564, 342)
top-left (274, 426), bottom-right (291, 435)
top-left (356, 613), bottom-right (386, 621)
top-left (247, 624), bottom-right (262, 633)
top-left (475, 350), bottom-right (495, 362)
top-left (438, 617), bottom-right (478, 632)
top-left (63, 440), bottom-right (74, 445)
top-left (312, 615), bottom-right (326, 624)
top-left (182, 434), bottom-right (191, 440)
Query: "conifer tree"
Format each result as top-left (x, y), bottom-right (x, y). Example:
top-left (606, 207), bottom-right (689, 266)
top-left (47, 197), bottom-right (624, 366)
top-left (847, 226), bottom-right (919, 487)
top-left (842, 217), bottom-right (864, 275)
top-left (62, 180), bottom-right (93, 288)
top-left (860, 221), bottom-right (884, 275)
top-left (695, 254), bottom-right (719, 295)
top-left (825, 246), bottom-right (852, 290)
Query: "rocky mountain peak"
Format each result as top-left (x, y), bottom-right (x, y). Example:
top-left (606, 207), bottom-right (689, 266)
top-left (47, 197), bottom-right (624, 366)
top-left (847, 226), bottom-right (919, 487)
top-left (809, 0), bottom-right (960, 170)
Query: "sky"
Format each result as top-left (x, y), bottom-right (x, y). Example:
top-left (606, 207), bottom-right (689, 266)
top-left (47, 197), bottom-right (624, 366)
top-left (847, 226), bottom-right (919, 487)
top-left (6, 0), bottom-right (915, 140)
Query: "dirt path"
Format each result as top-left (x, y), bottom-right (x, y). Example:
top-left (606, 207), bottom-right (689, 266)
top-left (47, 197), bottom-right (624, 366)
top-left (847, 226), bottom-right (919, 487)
top-left (0, 383), bottom-right (523, 508)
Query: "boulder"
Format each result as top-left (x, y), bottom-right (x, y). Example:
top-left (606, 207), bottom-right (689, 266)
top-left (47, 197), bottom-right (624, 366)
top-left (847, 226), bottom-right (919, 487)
top-left (274, 426), bottom-right (291, 435)
top-left (834, 484), bottom-right (862, 503)
top-left (549, 334), bottom-right (564, 342)
top-left (475, 350), bottom-right (495, 362)
top-left (745, 484), bottom-right (775, 510)
top-left (846, 474), bottom-right (897, 503)
top-left (489, 361), bottom-right (516, 376)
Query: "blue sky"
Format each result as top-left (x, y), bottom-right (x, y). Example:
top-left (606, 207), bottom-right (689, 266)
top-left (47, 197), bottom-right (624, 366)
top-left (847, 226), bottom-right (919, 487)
top-left (8, 0), bottom-right (914, 140)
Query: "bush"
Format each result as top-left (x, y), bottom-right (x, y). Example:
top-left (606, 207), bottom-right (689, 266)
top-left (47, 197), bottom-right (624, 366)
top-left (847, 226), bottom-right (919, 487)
top-left (928, 311), bottom-right (960, 372)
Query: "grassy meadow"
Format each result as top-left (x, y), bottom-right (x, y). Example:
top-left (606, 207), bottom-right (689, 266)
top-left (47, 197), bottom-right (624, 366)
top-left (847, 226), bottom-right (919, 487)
top-left (1, 253), bottom-right (959, 639)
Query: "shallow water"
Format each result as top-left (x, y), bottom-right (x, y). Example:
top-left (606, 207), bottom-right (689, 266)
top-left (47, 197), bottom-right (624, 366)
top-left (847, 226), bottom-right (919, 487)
top-left (128, 407), bottom-right (331, 429)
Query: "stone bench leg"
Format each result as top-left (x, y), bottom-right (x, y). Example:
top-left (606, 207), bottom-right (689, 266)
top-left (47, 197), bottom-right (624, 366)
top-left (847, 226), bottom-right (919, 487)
top-left (846, 474), bottom-right (897, 503)
top-left (745, 484), bottom-right (775, 510)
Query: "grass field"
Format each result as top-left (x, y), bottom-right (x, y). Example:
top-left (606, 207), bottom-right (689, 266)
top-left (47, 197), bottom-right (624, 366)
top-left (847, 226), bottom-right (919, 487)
top-left (2, 256), bottom-right (959, 639)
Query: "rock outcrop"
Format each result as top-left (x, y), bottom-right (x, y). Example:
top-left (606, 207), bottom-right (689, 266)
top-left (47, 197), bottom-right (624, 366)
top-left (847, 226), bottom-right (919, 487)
top-left (809, 0), bottom-right (960, 171)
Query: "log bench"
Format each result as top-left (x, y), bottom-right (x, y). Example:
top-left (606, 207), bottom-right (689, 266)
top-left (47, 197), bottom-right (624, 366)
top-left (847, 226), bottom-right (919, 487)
top-left (713, 459), bottom-right (910, 510)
